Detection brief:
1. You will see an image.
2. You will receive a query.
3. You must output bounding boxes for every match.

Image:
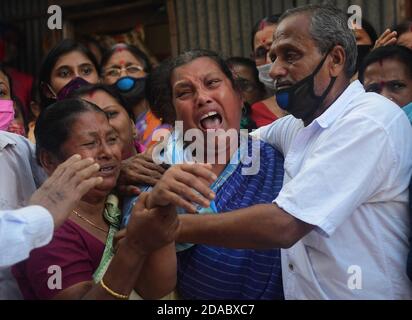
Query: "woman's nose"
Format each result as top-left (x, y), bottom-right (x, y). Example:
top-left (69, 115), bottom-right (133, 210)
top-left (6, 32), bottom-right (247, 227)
top-left (97, 141), bottom-right (114, 159)
top-left (196, 89), bottom-right (213, 107)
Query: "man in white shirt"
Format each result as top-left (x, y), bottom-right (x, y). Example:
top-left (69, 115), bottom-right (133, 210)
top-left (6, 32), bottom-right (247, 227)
top-left (0, 131), bottom-right (102, 298)
top-left (177, 4), bottom-right (412, 299)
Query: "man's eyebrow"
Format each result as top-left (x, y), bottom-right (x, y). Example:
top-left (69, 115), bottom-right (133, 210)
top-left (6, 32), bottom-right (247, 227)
top-left (274, 40), bottom-right (302, 51)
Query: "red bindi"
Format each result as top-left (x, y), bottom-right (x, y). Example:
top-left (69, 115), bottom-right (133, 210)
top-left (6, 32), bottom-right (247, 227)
top-left (119, 59), bottom-right (125, 66)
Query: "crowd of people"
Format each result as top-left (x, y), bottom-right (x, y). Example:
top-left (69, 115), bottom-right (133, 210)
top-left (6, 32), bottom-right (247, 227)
top-left (1, 3), bottom-right (412, 300)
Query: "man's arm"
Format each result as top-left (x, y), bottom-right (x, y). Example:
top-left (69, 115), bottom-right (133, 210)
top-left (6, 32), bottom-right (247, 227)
top-left (0, 155), bottom-right (102, 267)
top-left (177, 204), bottom-right (314, 249)
top-left (29, 155), bottom-right (102, 229)
top-left (0, 206), bottom-right (53, 267)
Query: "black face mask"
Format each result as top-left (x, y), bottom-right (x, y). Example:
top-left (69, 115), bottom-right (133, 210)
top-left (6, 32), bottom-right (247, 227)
top-left (356, 45), bottom-right (373, 72)
top-left (275, 52), bottom-right (337, 122)
top-left (114, 76), bottom-right (147, 108)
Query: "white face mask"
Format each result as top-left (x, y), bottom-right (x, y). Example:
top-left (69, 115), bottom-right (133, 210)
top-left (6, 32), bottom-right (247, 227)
top-left (257, 63), bottom-right (276, 94)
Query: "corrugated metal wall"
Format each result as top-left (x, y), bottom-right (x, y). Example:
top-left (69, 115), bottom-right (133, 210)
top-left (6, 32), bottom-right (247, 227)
top-left (172, 0), bottom-right (402, 57)
top-left (0, 0), bottom-right (49, 76)
top-left (0, 0), bottom-right (404, 74)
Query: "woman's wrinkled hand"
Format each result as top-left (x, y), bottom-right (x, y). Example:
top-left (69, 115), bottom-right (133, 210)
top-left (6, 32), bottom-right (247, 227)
top-left (117, 153), bottom-right (166, 196)
top-left (124, 193), bottom-right (180, 256)
top-left (146, 163), bottom-right (217, 213)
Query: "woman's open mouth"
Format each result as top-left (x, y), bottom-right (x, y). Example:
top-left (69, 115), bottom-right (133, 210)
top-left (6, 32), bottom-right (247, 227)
top-left (199, 111), bottom-right (223, 130)
top-left (98, 164), bottom-right (118, 177)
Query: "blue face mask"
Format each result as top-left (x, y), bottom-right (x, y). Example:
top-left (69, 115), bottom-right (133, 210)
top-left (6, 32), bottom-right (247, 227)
top-left (275, 52), bottom-right (336, 122)
top-left (114, 76), bottom-right (147, 108)
top-left (116, 77), bottom-right (136, 92)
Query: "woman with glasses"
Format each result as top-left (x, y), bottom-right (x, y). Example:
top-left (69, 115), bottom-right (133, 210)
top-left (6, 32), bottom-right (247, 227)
top-left (101, 44), bottom-right (171, 150)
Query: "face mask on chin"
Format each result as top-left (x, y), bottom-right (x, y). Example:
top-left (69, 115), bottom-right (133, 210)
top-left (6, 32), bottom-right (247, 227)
top-left (275, 52), bottom-right (337, 122)
top-left (0, 99), bottom-right (15, 131)
top-left (257, 63), bottom-right (276, 95)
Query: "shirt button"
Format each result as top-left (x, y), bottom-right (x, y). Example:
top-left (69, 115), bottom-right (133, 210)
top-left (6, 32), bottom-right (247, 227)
top-left (289, 264), bottom-right (294, 272)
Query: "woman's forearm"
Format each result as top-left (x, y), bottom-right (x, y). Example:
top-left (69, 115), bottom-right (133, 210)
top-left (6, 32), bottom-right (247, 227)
top-left (82, 240), bottom-right (148, 300)
top-left (134, 242), bottom-right (177, 299)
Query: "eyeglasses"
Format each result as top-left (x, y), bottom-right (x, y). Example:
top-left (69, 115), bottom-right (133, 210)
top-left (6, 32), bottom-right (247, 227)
top-left (103, 65), bottom-right (145, 78)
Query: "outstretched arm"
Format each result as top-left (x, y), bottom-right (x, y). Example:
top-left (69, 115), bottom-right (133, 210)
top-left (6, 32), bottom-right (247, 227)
top-left (178, 203), bottom-right (314, 250)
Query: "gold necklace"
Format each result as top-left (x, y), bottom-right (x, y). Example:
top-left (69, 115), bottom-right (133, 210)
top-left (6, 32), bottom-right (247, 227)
top-left (72, 210), bottom-right (108, 233)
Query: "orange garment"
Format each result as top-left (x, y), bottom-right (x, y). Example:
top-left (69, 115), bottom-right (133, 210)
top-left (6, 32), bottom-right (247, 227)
top-left (135, 110), bottom-right (172, 149)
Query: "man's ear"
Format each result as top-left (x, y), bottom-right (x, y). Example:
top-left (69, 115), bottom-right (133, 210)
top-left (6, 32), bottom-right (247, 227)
top-left (39, 149), bottom-right (59, 176)
top-left (329, 45), bottom-right (346, 77)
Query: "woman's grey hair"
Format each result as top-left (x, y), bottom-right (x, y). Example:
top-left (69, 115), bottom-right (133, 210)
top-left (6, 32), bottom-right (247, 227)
top-left (279, 4), bottom-right (357, 77)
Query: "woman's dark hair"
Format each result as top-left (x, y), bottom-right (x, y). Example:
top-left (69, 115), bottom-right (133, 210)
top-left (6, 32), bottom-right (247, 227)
top-left (38, 39), bottom-right (100, 111)
top-left (146, 49), bottom-right (240, 125)
top-left (226, 57), bottom-right (266, 96)
top-left (251, 14), bottom-right (281, 51)
top-left (360, 17), bottom-right (378, 45)
top-left (358, 45), bottom-right (412, 83)
top-left (78, 35), bottom-right (105, 61)
top-left (35, 98), bottom-right (106, 162)
top-left (394, 19), bottom-right (412, 37)
top-left (100, 43), bottom-right (152, 74)
top-left (70, 83), bottom-right (134, 121)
